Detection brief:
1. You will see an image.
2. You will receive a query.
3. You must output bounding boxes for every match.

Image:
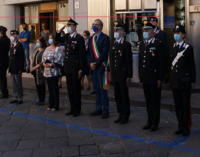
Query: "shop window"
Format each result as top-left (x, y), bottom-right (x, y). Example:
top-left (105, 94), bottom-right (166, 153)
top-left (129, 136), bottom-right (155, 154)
top-left (58, 3), bottom-right (69, 20)
top-left (115, 12), bottom-right (156, 51)
top-left (174, 0), bottom-right (185, 26)
top-left (31, 6), bottom-right (39, 24)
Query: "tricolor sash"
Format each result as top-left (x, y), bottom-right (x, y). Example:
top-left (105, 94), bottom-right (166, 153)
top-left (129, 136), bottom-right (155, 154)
top-left (92, 35), bottom-right (110, 90)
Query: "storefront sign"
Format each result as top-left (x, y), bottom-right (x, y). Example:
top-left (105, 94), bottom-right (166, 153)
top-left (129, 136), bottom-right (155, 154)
top-left (75, 2), bottom-right (80, 9)
top-left (190, 5), bottom-right (200, 12)
top-left (164, 16), bottom-right (174, 28)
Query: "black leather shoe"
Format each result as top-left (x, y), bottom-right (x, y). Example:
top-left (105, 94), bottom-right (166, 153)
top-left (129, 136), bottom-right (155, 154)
top-left (73, 113), bottom-right (80, 117)
top-left (10, 100), bottom-right (18, 104)
top-left (150, 125), bottom-right (158, 132)
top-left (119, 119), bottom-right (129, 124)
top-left (142, 123), bottom-right (152, 130)
top-left (65, 111), bottom-right (74, 116)
top-left (182, 130), bottom-right (190, 136)
top-left (114, 117), bottom-right (122, 123)
top-left (174, 129), bottom-right (183, 135)
top-left (90, 111), bottom-right (102, 116)
top-left (102, 113), bottom-right (109, 119)
top-left (17, 100), bottom-right (23, 104)
top-left (0, 95), bottom-right (8, 99)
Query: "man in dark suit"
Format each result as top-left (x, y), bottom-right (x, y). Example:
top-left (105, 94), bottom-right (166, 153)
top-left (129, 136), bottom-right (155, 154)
top-left (169, 25), bottom-right (196, 136)
top-left (149, 17), bottom-right (168, 56)
top-left (139, 21), bottom-right (165, 132)
top-left (56, 18), bottom-right (86, 117)
top-left (9, 30), bottom-right (24, 104)
top-left (0, 26), bottom-right (10, 99)
top-left (87, 19), bottom-right (110, 119)
top-left (110, 22), bottom-right (133, 124)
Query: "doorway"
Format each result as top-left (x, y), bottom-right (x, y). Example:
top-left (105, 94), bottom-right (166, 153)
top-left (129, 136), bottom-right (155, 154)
top-left (39, 12), bottom-right (54, 34)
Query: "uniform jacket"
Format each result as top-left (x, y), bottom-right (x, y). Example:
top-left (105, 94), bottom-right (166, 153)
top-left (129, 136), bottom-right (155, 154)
top-left (139, 37), bottom-right (165, 84)
top-left (154, 27), bottom-right (168, 55)
top-left (56, 31), bottom-right (86, 75)
top-left (87, 32), bottom-right (110, 74)
top-left (169, 42), bottom-right (196, 89)
top-left (0, 35), bottom-right (10, 67)
top-left (9, 41), bottom-right (24, 74)
top-left (110, 37), bottom-right (133, 82)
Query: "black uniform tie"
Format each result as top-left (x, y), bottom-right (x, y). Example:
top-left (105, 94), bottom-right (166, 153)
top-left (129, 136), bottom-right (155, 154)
top-left (176, 44), bottom-right (179, 52)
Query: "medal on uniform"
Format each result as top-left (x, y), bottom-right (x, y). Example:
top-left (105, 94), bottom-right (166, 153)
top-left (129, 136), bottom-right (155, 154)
top-left (112, 47), bottom-right (115, 49)
top-left (150, 50), bottom-right (152, 52)
top-left (120, 52), bottom-right (122, 56)
top-left (73, 47), bottom-right (75, 49)
top-left (118, 50), bottom-right (120, 53)
top-left (13, 49), bottom-right (16, 54)
top-left (152, 53), bottom-right (155, 57)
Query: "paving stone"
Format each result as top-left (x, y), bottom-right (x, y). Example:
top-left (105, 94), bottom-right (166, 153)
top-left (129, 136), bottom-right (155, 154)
top-left (32, 148), bottom-right (61, 157)
top-left (68, 130), bottom-right (93, 138)
top-left (40, 137), bottom-right (68, 148)
top-left (169, 149), bottom-right (200, 157)
top-left (151, 146), bottom-right (172, 157)
top-left (22, 131), bottom-right (45, 140)
top-left (45, 123), bottom-right (66, 131)
top-left (99, 143), bottom-right (124, 154)
top-left (94, 136), bottom-right (120, 145)
top-left (45, 130), bottom-right (67, 138)
top-left (0, 132), bottom-right (23, 141)
top-left (132, 151), bottom-right (156, 157)
top-left (122, 141), bottom-right (151, 153)
top-left (68, 137), bottom-right (95, 146)
top-left (0, 141), bottom-right (18, 151)
top-left (0, 116), bottom-right (11, 122)
top-left (80, 145), bottom-right (99, 156)
top-left (2, 150), bottom-right (33, 157)
top-left (21, 124), bottom-right (46, 132)
top-left (104, 154), bottom-right (133, 157)
top-left (16, 139), bottom-right (40, 150)
top-left (0, 125), bottom-right (22, 133)
top-left (62, 146), bottom-right (79, 157)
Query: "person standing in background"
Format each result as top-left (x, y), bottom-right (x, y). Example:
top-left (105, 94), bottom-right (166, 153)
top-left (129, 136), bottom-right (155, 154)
top-left (41, 23), bottom-right (50, 46)
top-left (0, 26), bottom-right (10, 99)
top-left (81, 30), bottom-right (91, 91)
top-left (19, 23), bottom-right (30, 73)
top-left (30, 37), bottom-right (47, 106)
top-left (9, 30), bottom-right (24, 104)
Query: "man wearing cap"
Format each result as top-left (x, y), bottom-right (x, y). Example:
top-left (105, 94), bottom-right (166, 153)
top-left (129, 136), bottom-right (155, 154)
top-left (9, 30), bottom-right (24, 104)
top-left (139, 21), bottom-right (165, 131)
top-left (56, 18), bottom-right (86, 117)
top-left (149, 17), bottom-right (168, 56)
top-left (170, 25), bottom-right (196, 136)
top-left (0, 26), bottom-right (10, 99)
top-left (18, 23), bottom-right (30, 73)
top-left (110, 22), bottom-right (133, 124)
top-left (87, 19), bottom-right (110, 119)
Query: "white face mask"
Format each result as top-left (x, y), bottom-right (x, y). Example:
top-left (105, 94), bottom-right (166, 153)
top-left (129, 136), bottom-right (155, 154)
top-left (83, 36), bottom-right (88, 40)
top-left (10, 36), bottom-right (15, 43)
top-left (91, 29), bottom-right (95, 35)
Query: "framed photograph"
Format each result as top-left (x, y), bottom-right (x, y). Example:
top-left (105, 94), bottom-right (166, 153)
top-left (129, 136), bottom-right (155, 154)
top-left (56, 21), bottom-right (68, 34)
top-left (28, 24), bottom-right (39, 43)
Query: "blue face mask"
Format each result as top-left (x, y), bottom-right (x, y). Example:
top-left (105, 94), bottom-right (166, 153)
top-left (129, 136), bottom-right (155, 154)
top-left (114, 32), bottom-right (120, 39)
top-left (143, 32), bottom-right (149, 40)
top-left (174, 34), bottom-right (181, 42)
top-left (48, 39), bottom-right (54, 45)
top-left (36, 42), bottom-right (41, 48)
top-left (93, 25), bottom-right (99, 32)
top-left (67, 27), bottom-right (73, 33)
top-left (23, 27), bottom-right (26, 30)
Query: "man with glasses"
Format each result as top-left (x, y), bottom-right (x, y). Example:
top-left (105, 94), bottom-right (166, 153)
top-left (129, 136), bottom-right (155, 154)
top-left (87, 19), bottom-right (110, 119)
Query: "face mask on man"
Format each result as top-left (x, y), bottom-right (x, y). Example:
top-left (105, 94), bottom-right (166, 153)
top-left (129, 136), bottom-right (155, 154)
top-left (48, 39), bottom-right (54, 45)
top-left (143, 32), bottom-right (149, 40)
top-left (114, 32), bottom-right (120, 39)
top-left (10, 36), bottom-right (15, 43)
top-left (93, 26), bottom-right (98, 32)
top-left (174, 34), bottom-right (181, 42)
top-left (23, 27), bottom-right (26, 30)
top-left (67, 27), bottom-right (73, 33)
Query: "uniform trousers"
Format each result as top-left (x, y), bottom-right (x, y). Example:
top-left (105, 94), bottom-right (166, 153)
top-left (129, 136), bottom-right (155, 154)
top-left (0, 66), bottom-right (8, 96)
top-left (172, 87), bottom-right (191, 131)
top-left (11, 74), bottom-right (23, 101)
top-left (66, 74), bottom-right (81, 114)
top-left (143, 84), bottom-right (162, 126)
top-left (35, 78), bottom-right (46, 103)
top-left (113, 81), bottom-right (130, 119)
top-left (46, 77), bottom-right (59, 110)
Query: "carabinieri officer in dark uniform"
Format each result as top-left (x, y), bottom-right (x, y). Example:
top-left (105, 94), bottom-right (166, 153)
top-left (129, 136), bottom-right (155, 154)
top-left (110, 22), bottom-right (133, 124)
top-left (56, 18), bottom-right (86, 117)
top-left (170, 25), bottom-right (196, 136)
top-left (149, 17), bottom-right (168, 56)
top-left (139, 21), bottom-right (165, 132)
top-left (9, 30), bottom-right (24, 104)
top-left (0, 26), bottom-right (10, 99)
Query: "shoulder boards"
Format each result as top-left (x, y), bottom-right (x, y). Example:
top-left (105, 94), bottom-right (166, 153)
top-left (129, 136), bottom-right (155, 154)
top-left (76, 33), bottom-right (81, 36)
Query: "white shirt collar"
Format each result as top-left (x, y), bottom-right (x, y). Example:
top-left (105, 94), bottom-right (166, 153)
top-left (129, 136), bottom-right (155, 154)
top-left (116, 37), bottom-right (123, 44)
top-left (13, 40), bottom-right (17, 45)
top-left (154, 27), bottom-right (157, 33)
top-left (176, 40), bottom-right (184, 48)
top-left (146, 37), bottom-right (154, 44)
top-left (70, 31), bottom-right (77, 38)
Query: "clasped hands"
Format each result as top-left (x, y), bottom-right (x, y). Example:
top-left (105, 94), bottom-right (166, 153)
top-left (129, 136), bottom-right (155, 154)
top-left (90, 62), bottom-right (96, 71)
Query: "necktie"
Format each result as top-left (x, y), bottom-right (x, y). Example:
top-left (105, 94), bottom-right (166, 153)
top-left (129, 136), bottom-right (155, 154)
top-left (176, 44), bottom-right (179, 52)
top-left (116, 42), bottom-right (118, 46)
top-left (145, 42), bottom-right (148, 47)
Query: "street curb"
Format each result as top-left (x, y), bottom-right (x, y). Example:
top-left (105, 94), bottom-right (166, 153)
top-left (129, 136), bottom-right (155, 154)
top-left (7, 86), bottom-right (200, 114)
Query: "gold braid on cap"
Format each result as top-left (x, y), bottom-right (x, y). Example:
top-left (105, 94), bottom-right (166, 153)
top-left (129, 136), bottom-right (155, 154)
top-left (143, 21), bottom-right (148, 26)
top-left (114, 22), bottom-right (118, 27)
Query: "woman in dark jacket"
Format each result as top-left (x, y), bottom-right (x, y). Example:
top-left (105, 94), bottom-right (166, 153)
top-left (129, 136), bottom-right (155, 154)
top-left (30, 37), bottom-right (47, 105)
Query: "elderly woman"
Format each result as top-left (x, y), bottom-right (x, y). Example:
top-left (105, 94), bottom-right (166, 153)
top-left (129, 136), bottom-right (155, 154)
top-left (42, 34), bottom-right (63, 111)
top-left (30, 37), bottom-right (47, 106)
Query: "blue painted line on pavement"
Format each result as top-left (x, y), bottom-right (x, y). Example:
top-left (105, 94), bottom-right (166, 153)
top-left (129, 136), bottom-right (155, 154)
top-left (0, 109), bottom-right (200, 154)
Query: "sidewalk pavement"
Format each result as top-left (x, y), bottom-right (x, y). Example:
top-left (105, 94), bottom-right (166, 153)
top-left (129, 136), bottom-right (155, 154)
top-left (6, 74), bottom-right (200, 114)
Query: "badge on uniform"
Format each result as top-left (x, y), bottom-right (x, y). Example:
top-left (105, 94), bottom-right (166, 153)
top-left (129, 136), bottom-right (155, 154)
top-left (112, 47), bottom-right (115, 49)
top-left (13, 49), bottom-right (16, 54)
top-left (152, 53), bottom-right (155, 57)
top-left (73, 47), bottom-right (75, 49)
top-left (72, 41), bottom-right (77, 45)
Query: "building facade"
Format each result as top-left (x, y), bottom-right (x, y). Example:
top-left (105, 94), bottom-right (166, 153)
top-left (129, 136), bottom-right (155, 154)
top-left (0, 0), bottom-right (200, 89)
